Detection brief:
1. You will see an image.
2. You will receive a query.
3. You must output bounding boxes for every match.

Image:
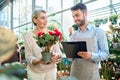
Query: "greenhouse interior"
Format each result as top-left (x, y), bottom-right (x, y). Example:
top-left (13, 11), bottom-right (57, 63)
top-left (0, 0), bottom-right (120, 80)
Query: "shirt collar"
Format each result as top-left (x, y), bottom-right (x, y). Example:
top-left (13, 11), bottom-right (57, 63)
top-left (78, 24), bottom-right (92, 32)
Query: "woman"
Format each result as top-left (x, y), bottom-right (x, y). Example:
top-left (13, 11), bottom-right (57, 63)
top-left (24, 9), bottom-right (62, 80)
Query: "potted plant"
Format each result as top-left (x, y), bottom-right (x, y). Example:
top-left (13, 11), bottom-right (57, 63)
top-left (34, 29), bottom-right (62, 64)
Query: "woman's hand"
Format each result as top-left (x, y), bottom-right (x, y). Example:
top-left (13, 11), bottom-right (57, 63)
top-left (32, 58), bottom-right (43, 65)
top-left (51, 54), bottom-right (60, 63)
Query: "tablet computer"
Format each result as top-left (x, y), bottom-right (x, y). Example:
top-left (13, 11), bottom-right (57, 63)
top-left (61, 41), bottom-right (87, 58)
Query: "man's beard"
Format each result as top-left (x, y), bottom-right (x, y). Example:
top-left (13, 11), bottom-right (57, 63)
top-left (76, 17), bottom-right (85, 27)
top-left (77, 20), bottom-right (85, 26)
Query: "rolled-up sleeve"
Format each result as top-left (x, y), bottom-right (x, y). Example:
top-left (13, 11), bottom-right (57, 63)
top-left (91, 29), bottom-right (110, 62)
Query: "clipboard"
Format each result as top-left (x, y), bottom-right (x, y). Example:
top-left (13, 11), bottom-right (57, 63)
top-left (61, 41), bottom-right (87, 58)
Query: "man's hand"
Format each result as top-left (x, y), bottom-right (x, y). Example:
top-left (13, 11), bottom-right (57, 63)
top-left (77, 51), bottom-right (91, 59)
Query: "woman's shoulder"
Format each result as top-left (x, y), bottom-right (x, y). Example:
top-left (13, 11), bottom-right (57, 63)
top-left (24, 31), bottom-right (33, 37)
top-left (23, 31), bottom-right (34, 40)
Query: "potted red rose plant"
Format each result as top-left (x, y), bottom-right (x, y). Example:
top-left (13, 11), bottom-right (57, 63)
top-left (34, 29), bottom-right (62, 64)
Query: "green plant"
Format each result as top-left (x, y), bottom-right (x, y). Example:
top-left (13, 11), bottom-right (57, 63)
top-left (94, 19), bottom-right (103, 26)
top-left (100, 62), bottom-right (114, 80)
top-left (20, 46), bottom-right (25, 60)
top-left (72, 24), bottom-right (78, 30)
top-left (102, 18), bottom-right (108, 24)
top-left (18, 41), bottom-right (24, 47)
top-left (0, 62), bottom-right (27, 79)
top-left (47, 20), bottom-right (62, 30)
top-left (57, 58), bottom-right (72, 79)
top-left (57, 58), bottom-right (71, 72)
top-left (109, 14), bottom-right (118, 25)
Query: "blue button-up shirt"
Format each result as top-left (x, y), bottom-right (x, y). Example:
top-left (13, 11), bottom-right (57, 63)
top-left (70, 24), bottom-right (110, 62)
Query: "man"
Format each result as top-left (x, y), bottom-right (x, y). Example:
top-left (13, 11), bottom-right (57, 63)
top-left (70, 3), bottom-right (110, 80)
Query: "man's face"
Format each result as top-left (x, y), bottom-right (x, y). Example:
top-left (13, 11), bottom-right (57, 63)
top-left (72, 9), bottom-right (86, 26)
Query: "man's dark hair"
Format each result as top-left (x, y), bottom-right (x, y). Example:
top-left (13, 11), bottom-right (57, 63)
top-left (71, 3), bottom-right (87, 12)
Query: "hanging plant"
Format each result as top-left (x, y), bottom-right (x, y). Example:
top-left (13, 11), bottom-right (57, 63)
top-left (109, 14), bottom-right (118, 25)
top-left (94, 19), bottom-right (103, 27)
top-left (102, 18), bottom-right (108, 24)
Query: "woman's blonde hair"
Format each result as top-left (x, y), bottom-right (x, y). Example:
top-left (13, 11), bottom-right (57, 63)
top-left (32, 9), bottom-right (46, 26)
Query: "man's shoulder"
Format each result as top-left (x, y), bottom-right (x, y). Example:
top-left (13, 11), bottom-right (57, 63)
top-left (92, 26), bottom-right (106, 37)
top-left (90, 25), bottom-right (104, 32)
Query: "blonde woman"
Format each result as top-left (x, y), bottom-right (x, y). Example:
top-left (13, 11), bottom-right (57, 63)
top-left (24, 9), bottom-right (62, 80)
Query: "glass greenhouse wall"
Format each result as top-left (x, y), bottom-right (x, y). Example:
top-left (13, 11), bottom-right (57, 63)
top-left (0, 0), bottom-right (120, 41)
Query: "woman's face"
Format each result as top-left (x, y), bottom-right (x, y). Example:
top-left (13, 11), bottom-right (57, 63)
top-left (34, 12), bottom-right (47, 28)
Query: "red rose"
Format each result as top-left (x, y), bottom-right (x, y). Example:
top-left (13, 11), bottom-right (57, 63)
top-left (54, 29), bottom-right (62, 36)
top-left (48, 31), bottom-right (55, 35)
top-left (38, 32), bottom-right (44, 36)
top-left (54, 29), bottom-right (62, 41)
top-left (34, 29), bottom-right (62, 48)
top-left (59, 34), bottom-right (62, 41)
